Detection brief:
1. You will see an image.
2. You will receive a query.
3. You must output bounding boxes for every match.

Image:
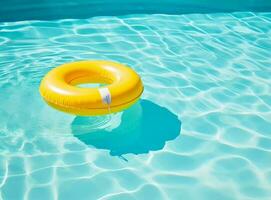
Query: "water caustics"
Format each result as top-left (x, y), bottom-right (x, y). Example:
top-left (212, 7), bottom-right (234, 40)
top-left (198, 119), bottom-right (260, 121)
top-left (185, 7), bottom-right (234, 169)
top-left (0, 12), bottom-right (271, 200)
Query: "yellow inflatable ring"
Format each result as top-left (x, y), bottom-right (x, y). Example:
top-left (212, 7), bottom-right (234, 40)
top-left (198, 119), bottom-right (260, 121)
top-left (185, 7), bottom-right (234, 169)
top-left (39, 60), bottom-right (144, 116)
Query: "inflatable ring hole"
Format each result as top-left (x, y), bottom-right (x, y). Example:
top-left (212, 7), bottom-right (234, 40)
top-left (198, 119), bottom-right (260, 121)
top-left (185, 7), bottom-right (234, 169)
top-left (64, 70), bottom-right (114, 89)
top-left (77, 83), bottom-right (108, 88)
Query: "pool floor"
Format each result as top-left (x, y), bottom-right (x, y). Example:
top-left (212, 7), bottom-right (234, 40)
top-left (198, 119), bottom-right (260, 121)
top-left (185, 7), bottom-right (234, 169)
top-left (0, 12), bottom-right (271, 200)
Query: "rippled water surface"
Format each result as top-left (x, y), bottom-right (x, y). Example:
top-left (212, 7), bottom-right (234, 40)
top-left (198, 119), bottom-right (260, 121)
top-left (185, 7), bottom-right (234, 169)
top-left (0, 12), bottom-right (271, 200)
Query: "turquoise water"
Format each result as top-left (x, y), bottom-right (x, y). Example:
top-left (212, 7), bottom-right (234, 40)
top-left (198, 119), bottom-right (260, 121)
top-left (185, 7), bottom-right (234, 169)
top-left (2, 0), bottom-right (271, 22)
top-left (0, 12), bottom-right (271, 200)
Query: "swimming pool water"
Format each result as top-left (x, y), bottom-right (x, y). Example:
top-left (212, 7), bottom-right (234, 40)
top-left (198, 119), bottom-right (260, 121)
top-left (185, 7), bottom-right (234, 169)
top-left (0, 12), bottom-right (271, 200)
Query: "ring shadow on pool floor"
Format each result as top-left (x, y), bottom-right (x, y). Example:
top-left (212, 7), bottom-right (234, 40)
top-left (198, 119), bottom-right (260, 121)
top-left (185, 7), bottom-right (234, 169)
top-left (71, 99), bottom-right (181, 157)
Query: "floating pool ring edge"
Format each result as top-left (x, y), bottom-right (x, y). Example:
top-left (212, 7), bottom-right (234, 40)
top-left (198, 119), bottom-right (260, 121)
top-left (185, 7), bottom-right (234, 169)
top-left (39, 60), bottom-right (144, 116)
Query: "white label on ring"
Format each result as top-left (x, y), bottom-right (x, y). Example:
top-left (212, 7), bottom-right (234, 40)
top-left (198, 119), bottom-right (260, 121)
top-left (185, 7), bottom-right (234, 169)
top-left (98, 87), bottom-right (111, 104)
